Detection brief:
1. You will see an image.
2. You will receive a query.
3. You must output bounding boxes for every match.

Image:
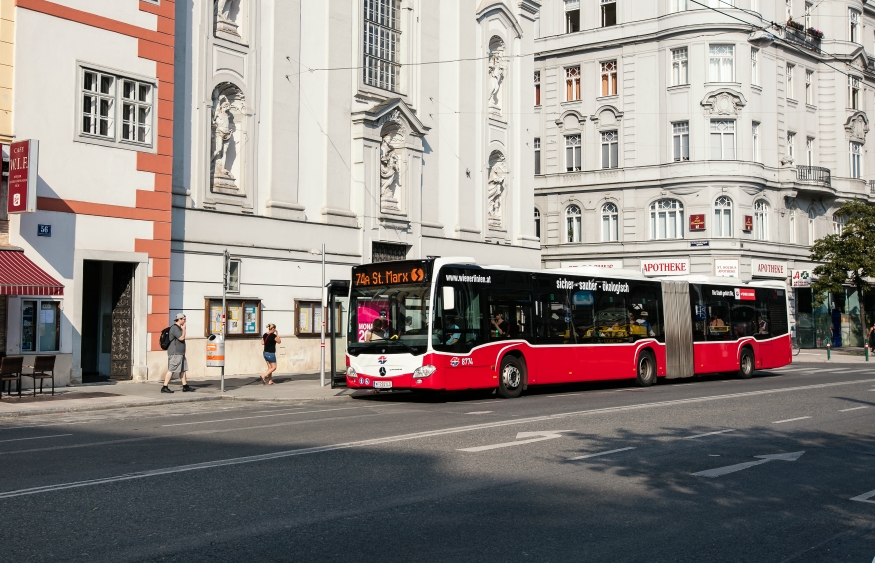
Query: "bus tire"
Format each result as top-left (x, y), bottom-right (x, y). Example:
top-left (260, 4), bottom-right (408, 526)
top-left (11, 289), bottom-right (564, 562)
top-left (635, 350), bottom-right (656, 387)
top-left (739, 348), bottom-right (755, 379)
top-left (497, 356), bottom-right (524, 399)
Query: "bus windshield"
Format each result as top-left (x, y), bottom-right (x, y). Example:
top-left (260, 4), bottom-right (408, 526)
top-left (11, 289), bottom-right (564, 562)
top-left (348, 283), bottom-right (431, 356)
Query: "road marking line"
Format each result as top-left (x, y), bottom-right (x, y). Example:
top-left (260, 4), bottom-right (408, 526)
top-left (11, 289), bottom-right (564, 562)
top-left (839, 406), bottom-right (870, 412)
top-left (0, 434), bottom-right (72, 444)
top-left (567, 447), bottom-right (636, 461)
top-left (773, 416), bottom-right (811, 424)
top-left (850, 489), bottom-right (875, 504)
top-left (2, 378), bottom-right (873, 499)
top-left (548, 393), bottom-right (584, 398)
top-left (821, 368), bottom-right (853, 373)
top-left (683, 429), bottom-right (736, 439)
top-left (693, 451), bottom-right (804, 478)
top-left (161, 406), bottom-right (365, 427)
top-left (459, 430), bottom-right (571, 452)
top-left (466, 411), bottom-right (493, 415)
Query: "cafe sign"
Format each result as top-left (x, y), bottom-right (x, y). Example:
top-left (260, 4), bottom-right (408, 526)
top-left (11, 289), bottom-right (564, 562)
top-left (689, 214), bottom-right (706, 231)
top-left (640, 258), bottom-right (690, 277)
top-left (6, 140), bottom-right (39, 214)
top-left (751, 258), bottom-right (788, 278)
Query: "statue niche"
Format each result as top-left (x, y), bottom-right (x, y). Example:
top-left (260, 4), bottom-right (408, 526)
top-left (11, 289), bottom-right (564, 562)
top-left (488, 37), bottom-right (506, 117)
top-left (487, 151), bottom-right (507, 229)
top-left (210, 83), bottom-right (246, 193)
top-left (379, 110), bottom-right (407, 213)
top-left (215, 0), bottom-right (242, 38)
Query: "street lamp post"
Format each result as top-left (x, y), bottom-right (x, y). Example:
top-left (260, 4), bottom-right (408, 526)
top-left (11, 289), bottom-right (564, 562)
top-left (311, 244), bottom-right (327, 387)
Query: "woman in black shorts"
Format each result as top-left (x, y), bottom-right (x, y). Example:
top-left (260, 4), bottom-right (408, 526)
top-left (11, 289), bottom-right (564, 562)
top-left (261, 324), bottom-right (281, 385)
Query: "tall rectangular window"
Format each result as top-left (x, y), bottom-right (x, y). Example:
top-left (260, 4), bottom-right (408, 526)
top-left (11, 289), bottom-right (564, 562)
top-left (709, 45), bottom-right (734, 82)
top-left (787, 132), bottom-right (795, 161)
top-left (534, 138), bottom-right (541, 175)
top-left (751, 121), bottom-right (760, 163)
top-left (534, 71), bottom-right (541, 105)
top-left (786, 64), bottom-right (795, 100)
top-left (672, 121), bottom-right (690, 162)
top-left (850, 141), bottom-right (863, 178)
top-left (600, 60), bottom-right (618, 96)
top-left (601, 0), bottom-right (617, 27)
top-left (82, 70), bottom-right (115, 139)
top-left (671, 48), bottom-right (688, 86)
top-left (20, 301), bottom-right (60, 353)
top-left (566, 66), bottom-right (581, 101)
top-left (804, 1), bottom-right (812, 29)
top-left (806, 137), bottom-right (814, 166)
top-left (671, 0), bottom-right (688, 11)
top-left (121, 79), bottom-right (153, 144)
top-left (785, 0), bottom-right (792, 21)
top-left (601, 130), bottom-right (619, 169)
top-left (565, 135), bottom-right (581, 172)
top-left (566, 0), bottom-right (580, 33)
top-left (710, 120), bottom-right (735, 160)
top-left (363, 0), bottom-right (401, 92)
top-left (850, 9), bottom-right (860, 43)
top-left (849, 75), bottom-right (860, 109)
top-left (228, 260), bottom-right (241, 293)
top-left (805, 69), bottom-right (813, 104)
top-left (751, 48), bottom-right (759, 86)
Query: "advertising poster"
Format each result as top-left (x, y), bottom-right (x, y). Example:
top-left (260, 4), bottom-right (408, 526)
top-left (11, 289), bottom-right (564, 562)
top-left (227, 304), bottom-right (242, 334)
top-left (298, 308), bottom-right (311, 333)
top-left (244, 304), bottom-right (257, 334)
top-left (210, 304), bottom-right (223, 334)
top-left (357, 300), bottom-right (389, 341)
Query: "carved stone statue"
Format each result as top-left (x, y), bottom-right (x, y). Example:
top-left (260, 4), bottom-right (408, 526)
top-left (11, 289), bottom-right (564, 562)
top-left (487, 154), bottom-right (507, 228)
top-left (380, 134), bottom-right (401, 211)
top-left (215, 0), bottom-right (240, 36)
top-left (488, 43), bottom-right (505, 116)
top-left (210, 84), bottom-right (245, 192)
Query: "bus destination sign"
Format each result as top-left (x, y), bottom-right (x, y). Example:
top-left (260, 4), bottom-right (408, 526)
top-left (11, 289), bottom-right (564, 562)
top-left (353, 263), bottom-right (429, 287)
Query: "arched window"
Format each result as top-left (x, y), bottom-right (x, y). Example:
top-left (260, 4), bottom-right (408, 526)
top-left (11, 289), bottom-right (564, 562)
top-left (534, 208), bottom-right (541, 239)
top-left (808, 208), bottom-right (816, 245)
top-left (566, 205), bottom-right (582, 243)
top-left (601, 202), bottom-right (619, 241)
top-left (714, 195), bottom-right (733, 238)
top-left (754, 199), bottom-right (769, 241)
top-left (650, 199), bottom-right (684, 240)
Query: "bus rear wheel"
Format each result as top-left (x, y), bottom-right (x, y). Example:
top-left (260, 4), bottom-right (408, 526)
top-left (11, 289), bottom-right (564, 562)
top-left (739, 348), bottom-right (755, 379)
top-left (635, 351), bottom-right (656, 387)
top-left (497, 356), bottom-right (524, 399)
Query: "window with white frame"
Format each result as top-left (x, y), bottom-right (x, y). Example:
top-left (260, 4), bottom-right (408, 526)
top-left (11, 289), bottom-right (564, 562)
top-left (601, 0), bottom-right (617, 27)
top-left (752, 121), bottom-right (760, 163)
top-left (672, 121), bottom-right (690, 162)
top-left (710, 120), bottom-right (735, 160)
top-left (751, 48), bottom-right (759, 86)
top-left (785, 0), bottom-right (792, 21)
top-left (566, 66), bottom-right (581, 101)
top-left (81, 69), bottom-right (155, 147)
top-left (534, 137), bottom-right (541, 175)
top-left (602, 202), bottom-right (619, 242)
top-left (804, 1), bottom-right (812, 29)
top-left (534, 71), bottom-right (541, 106)
top-left (228, 259), bottom-right (241, 293)
top-left (600, 60), bottom-right (617, 96)
top-left (787, 132), bottom-right (796, 161)
top-left (566, 205), bottom-right (582, 243)
top-left (850, 141), bottom-right (863, 178)
top-left (848, 75), bottom-right (860, 109)
top-left (565, 0), bottom-right (580, 33)
top-left (671, 0), bottom-right (688, 11)
top-left (565, 134), bottom-right (582, 172)
top-left (754, 200), bottom-right (769, 241)
top-left (650, 199), bottom-right (684, 240)
top-left (805, 69), bottom-right (813, 104)
top-left (709, 45), bottom-right (734, 82)
top-left (534, 208), bottom-right (541, 239)
top-left (713, 195), bottom-right (733, 238)
top-left (363, 0), bottom-right (401, 93)
top-left (20, 300), bottom-right (61, 353)
top-left (671, 47), bottom-right (688, 86)
top-left (850, 9), bottom-right (860, 43)
top-left (786, 64), bottom-right (795, 100)
top-left (601, 130), bottom-right (619, 169)
top-left (808, 209), bottom-right (816, 245)
top-left (806, 137), bottom-right (814, 166)
top-left (833, 213), bottom-right (846, 235)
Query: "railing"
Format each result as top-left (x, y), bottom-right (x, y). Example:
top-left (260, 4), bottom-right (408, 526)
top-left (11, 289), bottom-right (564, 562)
top-left (869, 180), bottom-right (875, 195)
top-left (796, 165), bottom-right (831, 187)
top-left (783, 26), bottom-right (822, 53)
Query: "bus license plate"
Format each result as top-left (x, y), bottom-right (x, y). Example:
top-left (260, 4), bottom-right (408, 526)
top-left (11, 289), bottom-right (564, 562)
top-left (374, 380), bottom-right (392, 389)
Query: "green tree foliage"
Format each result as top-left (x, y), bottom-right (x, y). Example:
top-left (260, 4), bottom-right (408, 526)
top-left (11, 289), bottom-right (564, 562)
top-left (809, 200), bottom-right (875, 345)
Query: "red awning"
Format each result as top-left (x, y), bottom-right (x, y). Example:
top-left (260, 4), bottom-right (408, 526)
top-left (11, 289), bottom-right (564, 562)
top-left (0, 250), bottom-right (64, 296)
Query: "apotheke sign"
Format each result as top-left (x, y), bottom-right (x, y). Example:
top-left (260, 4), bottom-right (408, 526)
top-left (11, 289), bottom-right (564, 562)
top-left (640, 258), bottom-right (690, 277)
top-left (6, 140), bottom-right (39, 214)
top-left (751, 259), bottom-right (788, 278)
top-left (714, 259), bottom-right (739, 278)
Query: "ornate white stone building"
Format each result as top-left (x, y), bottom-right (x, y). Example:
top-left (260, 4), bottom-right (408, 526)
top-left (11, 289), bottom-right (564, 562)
top-left (534, 0), bottom-right (875, 347)
top-left (170, 0), bottom-right (541, 377)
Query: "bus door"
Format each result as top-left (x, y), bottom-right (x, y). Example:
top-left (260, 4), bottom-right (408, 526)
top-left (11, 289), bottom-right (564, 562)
top-left (327, 280), bottom-right (350, 388)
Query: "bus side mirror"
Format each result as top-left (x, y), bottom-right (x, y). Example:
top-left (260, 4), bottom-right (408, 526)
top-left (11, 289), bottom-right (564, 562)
top-left (442, 286), bottom-right (455, 311)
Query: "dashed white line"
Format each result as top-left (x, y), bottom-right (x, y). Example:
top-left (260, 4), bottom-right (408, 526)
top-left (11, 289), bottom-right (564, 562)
top-left (0, 434), bottom-right (72, 444)
top-left (772, 416), bottom-right (811, 424)
top-left (683, 429), bottom-right (736, 440)
top-left (466, 411), bottom-right (493, 415)
top-left (161, 406), bottom-right (366, 427)
top-left (838, 406), bottom-right (869, 412)
top-left (567, 447), bottom-right (636, 461)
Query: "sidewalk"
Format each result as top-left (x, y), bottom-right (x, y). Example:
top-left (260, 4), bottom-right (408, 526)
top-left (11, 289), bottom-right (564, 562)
top-left (0, 373), bottom-right (359, 418)
top-left (793, 346), bottom-right (875, 363)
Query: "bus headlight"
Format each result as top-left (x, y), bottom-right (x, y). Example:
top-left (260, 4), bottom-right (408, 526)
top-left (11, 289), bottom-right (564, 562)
top-left (346, 367), bottom-right (357, 379)
top-left (413, 365), bottom-right (436, 378)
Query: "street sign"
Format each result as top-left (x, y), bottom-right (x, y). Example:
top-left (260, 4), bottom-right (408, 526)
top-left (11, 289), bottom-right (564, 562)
top-left (37, 224), bottom-right (51, 237)
top-left (7, 139), bottom-right (39, 214)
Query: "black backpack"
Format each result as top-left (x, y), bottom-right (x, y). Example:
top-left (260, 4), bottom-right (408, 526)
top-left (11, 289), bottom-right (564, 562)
top-left (159, 326), bottom-right (173, 350)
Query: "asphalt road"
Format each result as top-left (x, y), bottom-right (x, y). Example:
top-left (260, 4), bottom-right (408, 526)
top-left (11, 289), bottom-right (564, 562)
top-left (1, 362), bottom-right (874, 563)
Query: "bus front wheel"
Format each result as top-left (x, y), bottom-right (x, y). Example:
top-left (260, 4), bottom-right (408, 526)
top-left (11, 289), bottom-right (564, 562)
top-left (635, 350), bottom-right (656, 387)
top-left (497, 356), bottom-right (524, 399)
top-left (739, 348), bottom-right (755, 379)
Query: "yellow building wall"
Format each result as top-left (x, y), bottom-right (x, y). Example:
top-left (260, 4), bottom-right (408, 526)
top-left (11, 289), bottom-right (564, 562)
top-left (0, 0), bottom-right (12, 142)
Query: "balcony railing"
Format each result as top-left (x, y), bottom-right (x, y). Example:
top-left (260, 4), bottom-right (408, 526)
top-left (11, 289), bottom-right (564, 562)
top-left (783, 26), bottom-right (822, 53)
top-left (869, 180), bottom-right (875, 195)
top-left (796, 165), bottom-right (831, 187)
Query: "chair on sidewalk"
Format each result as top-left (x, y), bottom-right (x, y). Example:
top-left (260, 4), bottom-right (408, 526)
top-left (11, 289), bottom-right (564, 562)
top-left (22, 355), bottom-right (56, 397)
top-left (0, 356), bottom-right (23, 398)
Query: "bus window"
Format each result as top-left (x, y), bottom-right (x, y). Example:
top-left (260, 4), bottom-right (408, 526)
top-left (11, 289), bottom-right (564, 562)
top-left (704, 286), bottom-right (733, 341)
top-left (534, 277), bottom-right (576, 344)
top-left (488, 291), bottom-right (531, 341)
top-left (768, 288), bottom-right (789, 336)
top-left (571, 288), bottom-right (595, 343)
top-left (434, 279), bottom-right (483, 353)
top-left (628, 282), bottom-right (662, 342)
top-left (594, 291), bottom-right (628, 342)
top-left (754, 288), bottom-right (771, 340)
top-left (731, 299), bottom-right (757, 338)
top-left (690, 284), bottom-right (707, 342)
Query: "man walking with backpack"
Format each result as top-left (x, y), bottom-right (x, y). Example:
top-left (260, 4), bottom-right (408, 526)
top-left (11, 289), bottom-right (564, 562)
top-left (162, 313), bottom-right (194, 393)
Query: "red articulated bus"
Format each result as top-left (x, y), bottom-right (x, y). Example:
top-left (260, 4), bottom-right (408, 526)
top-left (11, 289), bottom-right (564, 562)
top-left (345, 257), bottom-right (791, 398)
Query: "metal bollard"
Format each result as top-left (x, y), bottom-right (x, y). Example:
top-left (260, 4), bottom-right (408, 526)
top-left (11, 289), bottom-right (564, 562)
top-left (866, 345), bottom-right (870, 362)
top-left (827, 342), bottom-right (831, 361)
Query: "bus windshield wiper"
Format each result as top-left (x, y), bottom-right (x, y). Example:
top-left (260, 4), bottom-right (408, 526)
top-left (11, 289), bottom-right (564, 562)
top-left (386, 340), bottom-right (421, 355)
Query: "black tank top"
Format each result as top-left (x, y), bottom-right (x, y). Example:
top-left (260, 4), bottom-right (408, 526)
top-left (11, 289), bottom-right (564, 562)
top-left (263, 333), bottom-right (277, 353)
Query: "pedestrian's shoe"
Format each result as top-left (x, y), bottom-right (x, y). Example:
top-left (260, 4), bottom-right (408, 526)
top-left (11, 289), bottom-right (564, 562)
top-left (182, 385), bottom-right (195, 392)
top-left (161, 386), bottom-right (174, 394)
